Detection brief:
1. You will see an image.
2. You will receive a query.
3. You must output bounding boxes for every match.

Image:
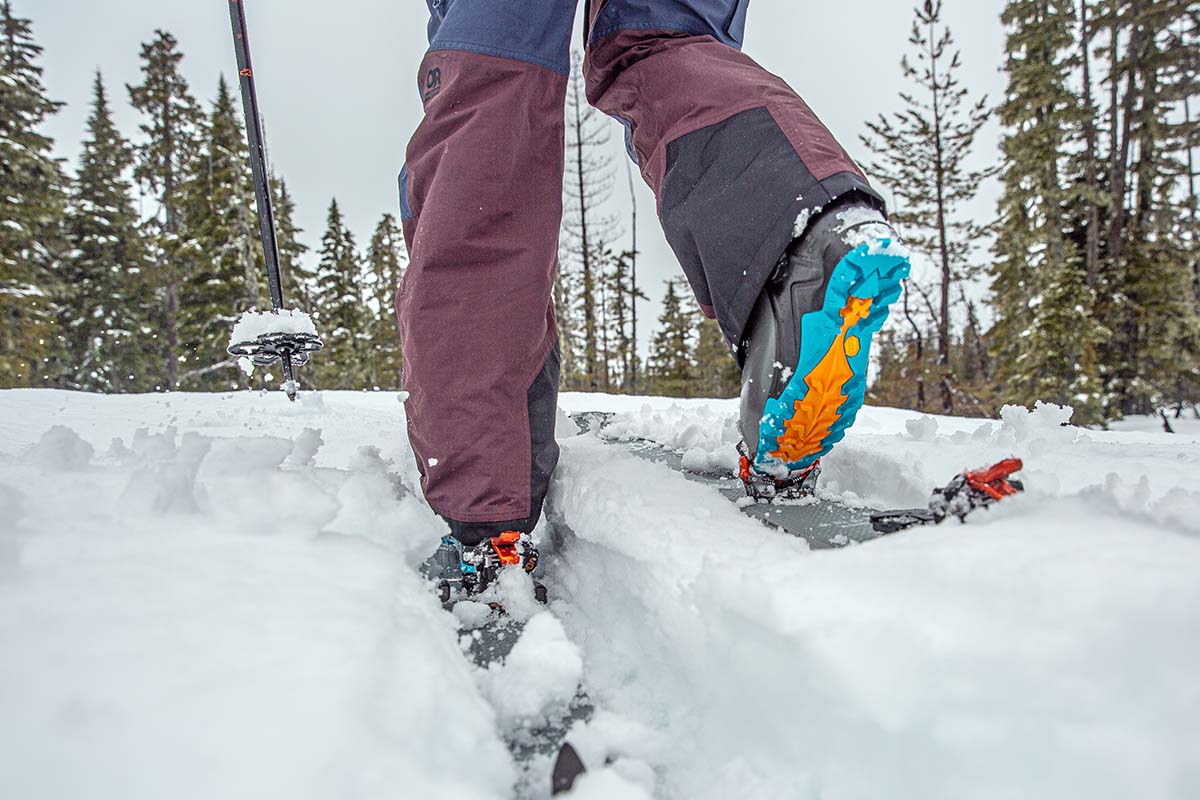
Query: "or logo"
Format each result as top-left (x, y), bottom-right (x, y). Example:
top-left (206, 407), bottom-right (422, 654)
top-left (423, 67), bottom-right (443, 102)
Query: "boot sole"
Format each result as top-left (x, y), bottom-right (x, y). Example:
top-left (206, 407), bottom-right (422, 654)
top-left (753, 239), bottom-right (911, 475)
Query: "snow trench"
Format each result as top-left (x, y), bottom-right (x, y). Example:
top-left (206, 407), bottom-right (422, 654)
top-left (1, 390), bottom-right (1198, 799)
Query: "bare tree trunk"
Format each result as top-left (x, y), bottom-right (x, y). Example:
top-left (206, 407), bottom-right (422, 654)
top-left (1108, 10), bottom-right (1142, 271)
top-left (625, 157), bottom-right (639, 394)
top-left (901, 289), bottom-right (926, 412)
top-left (1081, 0), bottom-right (1101, 290)
top-left (569, 77), bottom-right (598, 391)
top-left (928, 13), bottom-right (953, 414)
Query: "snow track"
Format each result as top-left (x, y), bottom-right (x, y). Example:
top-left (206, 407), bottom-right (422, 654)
top-left (1, 390), bottom-right (1199, 799)
top-left (547, 434), bottom-right (1200, 799)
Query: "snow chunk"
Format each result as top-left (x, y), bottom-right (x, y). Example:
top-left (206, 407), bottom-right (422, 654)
top-left (791, 208), bottom-right (812, 240)
top-left (484, 612), bottom-right (582, 726)
top-left (228, 308), bottom-right (317, 346)
top-left (904, 416), bottom-right (939, 442)
top-left (601, 403), bottom-right (741, 472)
top-left (285, 428), bottom-right (323, 467)
top-left (452, 601), bottom-right (497, 630)
top-left (998, 401), bottom-right (1076, 446)
top-left (22, 426), bottom-right (94, 471)
top-left (556, 406), bottom-right (581, 439)
top-left (681, 446), bottom-right (724, 473)
top-left (118, 432), bottom-right (212, 515)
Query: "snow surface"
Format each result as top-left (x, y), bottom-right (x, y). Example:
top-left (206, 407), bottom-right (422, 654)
top-left (0, 389), bottom-right (1198, 799)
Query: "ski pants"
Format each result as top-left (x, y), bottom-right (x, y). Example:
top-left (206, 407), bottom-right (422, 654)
top-left (397, 0), bottom-right (882, 544)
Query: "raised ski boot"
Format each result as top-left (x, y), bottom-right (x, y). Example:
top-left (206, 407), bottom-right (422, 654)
top-left (739, 199), bottom-right (911, 492)
top-left (426, 531), bottom-right (547, 607)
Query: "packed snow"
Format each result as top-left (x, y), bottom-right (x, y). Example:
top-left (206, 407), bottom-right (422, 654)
top-left (1, 389), bottom-right (1198, 799)
top-left (228, 308), bottom-right (319, 346)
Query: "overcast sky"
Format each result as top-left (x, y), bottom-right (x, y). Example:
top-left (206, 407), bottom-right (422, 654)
top-left (34, 0), bottom-right (1008, 355)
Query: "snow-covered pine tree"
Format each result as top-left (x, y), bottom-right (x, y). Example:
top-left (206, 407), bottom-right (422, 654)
top-left (646, 278), bottom-right (695, 398)
top-left (990, 0), bottom-right (1106, 423)
top-left (693, 315), bottom-right (739, 399)
top-left (62, 72), bottom-right (152, 393)
top-left (364, 213), bottom-right (406, 390)
top-left (0, 0), bottom-right (66, 389)
top-left (127, 30), bottom-right (203, 390)
top-left (562, 50), bottom-right (619, 391)
top-left (312, 199), bottom-right (367, 389)
top-left (860, 0), bottom-right (993, 415)
top-left (175, 77), bottom-right (264, 391)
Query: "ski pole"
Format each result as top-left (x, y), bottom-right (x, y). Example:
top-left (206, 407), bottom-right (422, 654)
top-left (225, 0), bottom-right (322, 400)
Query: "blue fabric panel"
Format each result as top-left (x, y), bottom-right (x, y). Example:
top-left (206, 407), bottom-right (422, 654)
top-left (725, 0), bottom-right (749, 41)
top-left (424, 0), bottom-right (578, 75)
top-left (610, 113), bottom-right (639, 165)
top-left (398, 165), bottom-right (414, 222)
top-left (589, 0), bottom-right (750, 50)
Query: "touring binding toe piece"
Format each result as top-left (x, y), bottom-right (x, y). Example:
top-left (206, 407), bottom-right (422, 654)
top-left (737, 441), bottom-right (822, 502)
top-left (427, 531), bottom-right (547, 607)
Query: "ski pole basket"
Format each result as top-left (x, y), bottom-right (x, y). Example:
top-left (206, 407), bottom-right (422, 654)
top-left (227, 331), bottom-right (323, 369)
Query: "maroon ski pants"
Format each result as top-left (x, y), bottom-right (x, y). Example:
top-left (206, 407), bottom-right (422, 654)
top-left (398, 0), bottom-right (881, 544)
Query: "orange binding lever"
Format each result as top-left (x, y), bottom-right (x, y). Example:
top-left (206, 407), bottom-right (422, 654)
top-left (489, 531), bottom-right (523, 567)
top-left (965, 458), bottom-right (1024, 501)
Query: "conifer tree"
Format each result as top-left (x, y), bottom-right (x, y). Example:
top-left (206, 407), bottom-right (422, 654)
top-left (175, 77), bottom-right (263, 391)
top-left (1091, 0), bottom-right (1200, 414)
top-left (0, 1), bottom-right (66, 388)
top-left (693, 315), bottom-right (740, 398)
top-left (127, 30), bottom-right (202, 389)
top-left (274, 177), bottom-right (313, 311)
top-left (312, 199), bottom-right (367, 389)
top-left (861, 0), bottom-right (993, 414)
top-left (990, 0), bottom-right (1107, 422)
top-left (647, 279), bottom-right (695, 397)
top-left (364, 213), bottom-right (406, 389)
top-left (62, 72), bottom-right (151, 392)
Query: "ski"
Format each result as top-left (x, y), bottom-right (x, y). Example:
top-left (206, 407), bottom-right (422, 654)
top-left (421, 522), bottom-right (595, 788)
top-left (591, 420), bottom-right (1025, 547)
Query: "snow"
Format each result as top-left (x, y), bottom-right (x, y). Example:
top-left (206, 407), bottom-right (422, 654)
top-left (228, 308), bottom-right (318, 347)
top-left (1, 389), bottom-right (1198, 799)
top-left (482, 612), bottom-right (583, 727)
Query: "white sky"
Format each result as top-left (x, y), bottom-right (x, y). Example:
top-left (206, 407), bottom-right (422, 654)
top-left (34, 0), bottom-right (1008, 354)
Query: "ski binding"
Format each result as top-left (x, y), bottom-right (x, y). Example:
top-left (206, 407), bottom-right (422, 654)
top-left (425, 532), bottom-right (547, 607)
top-left (737, 441), bottom-right (821, 501)
top-left (870, 458), bottom-right (1025, 533)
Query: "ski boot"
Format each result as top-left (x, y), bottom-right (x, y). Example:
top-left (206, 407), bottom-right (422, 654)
top-left (738, 198), bottom-right (910, 491)
top-left (425, 531), bottom-right (547, 607)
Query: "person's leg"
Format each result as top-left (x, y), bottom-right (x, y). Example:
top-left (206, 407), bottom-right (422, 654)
top-left (583, 1), bottom-right (909, 475)
top-left (584, 0), bottom-right (881, 346)
top-left (398, 0), bottom-right (578, 546)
